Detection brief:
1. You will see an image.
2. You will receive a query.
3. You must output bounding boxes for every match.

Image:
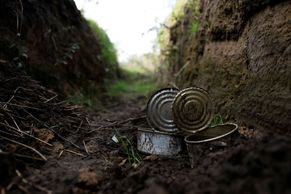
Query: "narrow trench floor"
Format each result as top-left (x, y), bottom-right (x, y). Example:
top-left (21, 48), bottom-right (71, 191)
top-left (10, 96), bottom-right (291, 194)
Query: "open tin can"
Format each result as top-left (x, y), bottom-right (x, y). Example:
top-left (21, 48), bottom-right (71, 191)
top-left (137, 128), bottom-right (182, 156)
top-left (184, 123), bottom-right (238, 168)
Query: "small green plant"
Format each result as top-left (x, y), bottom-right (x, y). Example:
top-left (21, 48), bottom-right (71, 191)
top-left (205, 19), bottom-right (210, 29)
top-left (211, 114), bottom-right (224, 127)
top-left (112, 133), bottom-right (142, 167)
top-left (190, 21), bottom-right (199, 34)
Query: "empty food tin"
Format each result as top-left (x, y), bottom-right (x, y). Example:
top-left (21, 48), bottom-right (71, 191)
top-left (172, 87), bottom-right (214, 133)
top-left (137, 128), bottom-right (182, 156)
top-left (184, 123), bottom-right (238, 168)
top-left (147, 88), bottom-right (179, 133)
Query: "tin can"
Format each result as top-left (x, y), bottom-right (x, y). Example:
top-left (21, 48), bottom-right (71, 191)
top-left (184, 123), bottom-right (238, 168)
top-left (172, 87), bottom-right (214, 133)
top-left (137, 128), bottom-right (182, 156)
top-left (147, 88), bottom-right (179, 133)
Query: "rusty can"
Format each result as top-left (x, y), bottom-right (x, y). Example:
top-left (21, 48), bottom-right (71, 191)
top-left (184, 123), bottom-right (238, 168)
top-left (147, 88), bottom-right (179, 133)
top-left (137, 128), bottom-right (182, 156)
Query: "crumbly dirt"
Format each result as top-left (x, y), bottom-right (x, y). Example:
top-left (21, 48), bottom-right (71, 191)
top-left (165, 0), bottom-right (291, 132)
top-left (2, 96), bottom-right (290, 194)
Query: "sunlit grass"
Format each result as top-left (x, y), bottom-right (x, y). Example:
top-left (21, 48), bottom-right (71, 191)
top-left (107, 79), bottom-right (158, 97)
top-left (106, 66), bottom-right (159, 97)
top-left (87, 19), bottom-right (118, 78)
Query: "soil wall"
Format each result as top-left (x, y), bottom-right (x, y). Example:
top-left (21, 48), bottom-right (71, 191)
top-left (0, 0), bottom-right (118, 96)
top-left (164, 0), bottom-right (291, 132)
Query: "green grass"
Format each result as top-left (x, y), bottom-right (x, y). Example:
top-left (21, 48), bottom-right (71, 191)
top-left (107, 79), bottom-right (157, 97)
top-left (113, 132), bottom-right (142, 167)
top-left (87, 19), bottom-right (118, 71)
top-left (210, 114), bottom-right (224, 127)
top-left (106, 67), bottom-right (159, 97)
top-left (190, 21), bottom-right (199, 34)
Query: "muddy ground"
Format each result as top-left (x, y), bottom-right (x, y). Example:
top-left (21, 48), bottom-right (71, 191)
top-left (1, 94), bottom-right (290, 194)
top-left (1, 0), bottom-right (290, 193)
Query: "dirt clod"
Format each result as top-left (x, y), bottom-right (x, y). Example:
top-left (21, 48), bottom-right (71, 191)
top-left (78, 168), bottom-right (104, 187)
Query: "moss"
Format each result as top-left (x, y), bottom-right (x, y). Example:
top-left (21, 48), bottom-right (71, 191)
top-left (190, 21), bottom-right (199, 34)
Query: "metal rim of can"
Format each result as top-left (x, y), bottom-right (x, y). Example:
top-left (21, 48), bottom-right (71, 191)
top-left (184, 123), bottom-right (238, 144)
top-left (172, 87), bottom-right (214, 133)
top-left (138, 128), bottom-right (181, 136)
top-left (146, 88), bottom-right (179, 133)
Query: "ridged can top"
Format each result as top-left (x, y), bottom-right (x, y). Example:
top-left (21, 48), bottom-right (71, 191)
top-left (172, 87), bottom-right (214, 133)
top-left (147, 88), bottom-right (179, 133)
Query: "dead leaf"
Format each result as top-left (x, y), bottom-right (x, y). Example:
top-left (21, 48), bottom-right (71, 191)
top-left (238, 126), bottom-right (258, 138)
top-left (53, 142), bottom-right (64, 153)
top-left (143, 155), bottom-right (159, 161)
top-left (33, 128), bottom-right (54, 143)
top-left (118, 158), bottom-right (127, 167)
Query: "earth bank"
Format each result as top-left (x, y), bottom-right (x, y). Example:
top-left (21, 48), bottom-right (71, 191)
top-left (0, 0), bottom-right (118, 97)
top-left (162, 0), bottom-right (291, 132)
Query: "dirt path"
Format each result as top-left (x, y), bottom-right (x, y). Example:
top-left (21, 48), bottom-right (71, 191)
top-left (5, 95), bottom-right (291, 194)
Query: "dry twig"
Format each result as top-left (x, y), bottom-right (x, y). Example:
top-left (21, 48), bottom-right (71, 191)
top-left (0, 136), bottom-right (47, 161)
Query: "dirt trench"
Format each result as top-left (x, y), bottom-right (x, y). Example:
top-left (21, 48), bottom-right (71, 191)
top-left (1, 94), bottom-right (289, 194)
top-left (0, 0), bottom-right (290, 193)
top-left (0, 62), bottom-right (289, 193)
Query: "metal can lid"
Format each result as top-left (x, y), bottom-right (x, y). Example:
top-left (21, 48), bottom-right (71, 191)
top-left (147, 88), bottom-right (179, 133)
top-left (172, 87), bottom-right (214, 133)
top-left (184, 123), bottom-right (238, 144)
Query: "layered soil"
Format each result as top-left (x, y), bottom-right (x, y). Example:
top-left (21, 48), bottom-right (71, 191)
top-left (0, 0), bottom-right (118, 95)
top-left (165, 0), bottom-right (291, 132)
